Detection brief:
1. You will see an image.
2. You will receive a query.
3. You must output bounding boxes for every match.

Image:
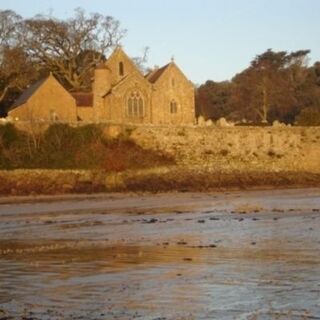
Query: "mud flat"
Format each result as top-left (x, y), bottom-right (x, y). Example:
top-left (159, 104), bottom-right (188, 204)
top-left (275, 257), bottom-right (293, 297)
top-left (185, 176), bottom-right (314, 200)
top-left (0, 188), bottom-right (319, 319)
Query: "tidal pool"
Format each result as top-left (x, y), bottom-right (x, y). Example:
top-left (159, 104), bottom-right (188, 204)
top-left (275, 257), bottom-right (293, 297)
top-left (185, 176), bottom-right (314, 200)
top-left (0, 189), bottom-right (319, 319)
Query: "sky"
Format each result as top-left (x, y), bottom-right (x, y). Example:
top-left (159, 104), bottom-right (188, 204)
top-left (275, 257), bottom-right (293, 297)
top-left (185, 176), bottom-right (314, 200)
top-left (1, 0), bottom-right (320, 84)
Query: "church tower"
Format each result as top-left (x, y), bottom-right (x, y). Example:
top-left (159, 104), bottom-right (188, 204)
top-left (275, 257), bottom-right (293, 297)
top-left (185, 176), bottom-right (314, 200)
top-left (93, 63), bottom-right (111, 122)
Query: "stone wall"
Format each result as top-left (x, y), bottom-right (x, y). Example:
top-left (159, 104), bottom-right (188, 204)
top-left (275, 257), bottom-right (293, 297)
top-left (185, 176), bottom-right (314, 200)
top-left (1, 125), bottom-right (319, 195)
top-left (127, 126), bottom-right (320, 173)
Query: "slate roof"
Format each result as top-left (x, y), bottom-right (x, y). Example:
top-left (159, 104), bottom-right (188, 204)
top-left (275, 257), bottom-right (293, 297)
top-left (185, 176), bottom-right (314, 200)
top-left (147, 63), bottom-right (170, 83)
top-left (10, 76), bottom-right (49, 110)
top-left (71, 92), bottom-right (93, 107)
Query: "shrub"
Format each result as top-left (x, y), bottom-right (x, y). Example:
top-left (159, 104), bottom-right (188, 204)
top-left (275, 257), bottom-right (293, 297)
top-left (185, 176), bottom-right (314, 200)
top-left (36, 124), bottom-right (104, 168)
top-left (0, 123), bottom-right (21, 148)
top-left (295, 108), bottom-right (320, 126)
top-left (0, 124), bottom-right (175, 171)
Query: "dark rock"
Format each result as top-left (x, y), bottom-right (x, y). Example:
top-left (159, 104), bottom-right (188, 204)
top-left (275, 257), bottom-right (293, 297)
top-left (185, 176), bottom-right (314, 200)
top-left (197, 219), bottom-right (205, 223)
top-left (143, 218), bottom-right (158, 224)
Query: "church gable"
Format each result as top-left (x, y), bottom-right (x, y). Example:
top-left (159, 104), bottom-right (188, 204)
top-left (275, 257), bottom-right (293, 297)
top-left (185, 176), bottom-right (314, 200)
top-left (10, 77), bottom-right (49, 110)
top-left (103, 69), bottom-right (152, 124)
top-left (9, 73), bottom-right (77, 122)
top-left (148, 61), bottom-right (195, 125)
top-left (31, 74), bottom-right (74, 102)
top-left (151, 62), bottom-right (192, 89)
top-left (146, 64), bottom-right (170, 84)
top-left (96, 49), bottom-right (195, 125)
top-left (104, 47), bottom-right (142, 87)
top-left (107, 70), bottom-right (151, 97)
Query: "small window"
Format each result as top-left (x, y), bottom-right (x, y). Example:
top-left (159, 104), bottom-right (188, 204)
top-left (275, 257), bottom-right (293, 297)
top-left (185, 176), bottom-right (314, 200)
top-left (170, 100), bottom-right (177, 114)
top-left (171, 78), bottom-right (175, 87)
top-left (50, 110), bottom-right (58, 121)
top-left (119, 62), bottom-right (124, 76)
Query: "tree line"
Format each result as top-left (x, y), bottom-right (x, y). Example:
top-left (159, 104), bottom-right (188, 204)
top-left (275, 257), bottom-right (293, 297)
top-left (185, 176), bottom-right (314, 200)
top-left (196, 49), bottom-right (320, 125)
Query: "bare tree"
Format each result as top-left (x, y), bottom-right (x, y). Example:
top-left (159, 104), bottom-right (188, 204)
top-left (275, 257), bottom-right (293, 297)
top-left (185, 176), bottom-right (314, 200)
top-left (0, 10), bottom-right (22, 46)
top-left (0, 10), bottom-right (37, 108)
top-left (0, 47), bottom-right (37, 104)
top-left (23, 8), bottom-right (126, 91)
top-left (132, 46), bottom-right (150, 74)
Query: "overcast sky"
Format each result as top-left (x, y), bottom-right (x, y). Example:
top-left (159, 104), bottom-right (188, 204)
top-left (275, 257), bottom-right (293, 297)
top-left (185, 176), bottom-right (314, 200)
top-left (1, 0), bottom-right (319, 84)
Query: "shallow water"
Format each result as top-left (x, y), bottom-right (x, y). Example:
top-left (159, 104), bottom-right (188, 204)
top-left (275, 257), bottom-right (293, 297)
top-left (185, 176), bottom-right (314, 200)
top-left (0, 189), bottom-right (319, 319)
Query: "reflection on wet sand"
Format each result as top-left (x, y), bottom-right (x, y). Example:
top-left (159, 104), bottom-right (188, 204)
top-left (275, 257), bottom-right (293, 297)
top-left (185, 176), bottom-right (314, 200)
top-left (0, 189), bottom-right (319, 319)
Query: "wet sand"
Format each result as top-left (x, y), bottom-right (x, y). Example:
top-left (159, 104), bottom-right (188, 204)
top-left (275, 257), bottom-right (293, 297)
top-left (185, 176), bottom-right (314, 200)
top-left (0, 189), bottom-right (319, 319)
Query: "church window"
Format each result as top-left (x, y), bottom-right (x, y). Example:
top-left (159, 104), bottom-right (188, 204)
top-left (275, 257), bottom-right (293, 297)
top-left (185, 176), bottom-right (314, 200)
top-left (50, 109), bottom-right (59, 121)
top-left (127, 91), bottom-right (144, 117)
top-left (171, 78), bottom-right (175, 87)
top-left (119, 61), bottom-right (124, 76)
top-left (170, 100), bottom-right (177, 114)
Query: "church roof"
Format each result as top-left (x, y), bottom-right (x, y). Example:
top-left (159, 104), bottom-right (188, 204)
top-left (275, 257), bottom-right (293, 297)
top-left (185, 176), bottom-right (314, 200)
top-left (147, 63), bottom-right (170, 83)
top-left (10, 76), bottom-right (49, 110)
top-left (95, 61), bottom-right (108, 69)
top-left (71, 92), bottom-right (93, 107)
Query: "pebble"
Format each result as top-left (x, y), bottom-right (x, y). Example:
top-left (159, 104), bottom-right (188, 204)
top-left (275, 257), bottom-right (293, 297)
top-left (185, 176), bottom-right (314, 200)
top-left (183, 258), bottom-right (192, 261)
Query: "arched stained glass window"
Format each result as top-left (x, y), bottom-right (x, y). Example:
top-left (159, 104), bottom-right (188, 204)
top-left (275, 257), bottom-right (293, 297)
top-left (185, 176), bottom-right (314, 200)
top-left (127, 91), bottom-right (144, 118)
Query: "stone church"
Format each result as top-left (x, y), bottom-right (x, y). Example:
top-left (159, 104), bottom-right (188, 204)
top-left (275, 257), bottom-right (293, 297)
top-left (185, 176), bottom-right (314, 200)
top-left (9, 47), bottom-right (195, 125)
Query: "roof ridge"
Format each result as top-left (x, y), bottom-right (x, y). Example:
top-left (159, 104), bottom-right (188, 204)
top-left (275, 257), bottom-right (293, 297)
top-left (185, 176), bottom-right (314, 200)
top-left (147, 63), bottom-right (171, 84)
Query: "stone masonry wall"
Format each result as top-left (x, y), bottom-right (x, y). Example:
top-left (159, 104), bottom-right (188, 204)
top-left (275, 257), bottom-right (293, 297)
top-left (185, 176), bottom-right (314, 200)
top-left (1, 125), bottom-right (319, 195)
top-left (127, 126), bottom-right (320, 173)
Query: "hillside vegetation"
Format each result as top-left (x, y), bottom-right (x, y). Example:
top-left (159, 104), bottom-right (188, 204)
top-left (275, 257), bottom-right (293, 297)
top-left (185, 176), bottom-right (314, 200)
top-left (0, 123), bottom-right (174, 170)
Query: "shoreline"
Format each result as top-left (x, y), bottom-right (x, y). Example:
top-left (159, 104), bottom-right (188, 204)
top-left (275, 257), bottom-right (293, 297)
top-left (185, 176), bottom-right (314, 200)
top-left (1, 185), bottom-right (320, 205)
top-left (0, 167), bottom-right (320, 200)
